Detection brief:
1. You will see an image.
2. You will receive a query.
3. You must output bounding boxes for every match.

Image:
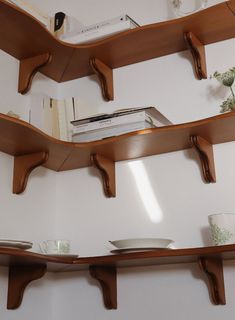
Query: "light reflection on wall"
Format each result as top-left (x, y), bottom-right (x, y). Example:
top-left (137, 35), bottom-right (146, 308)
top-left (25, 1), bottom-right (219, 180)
top-left (128, 160), bottom-right (163, 223)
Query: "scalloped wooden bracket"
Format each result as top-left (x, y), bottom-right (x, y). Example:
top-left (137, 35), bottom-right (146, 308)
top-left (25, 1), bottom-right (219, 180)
top-left (198, 257), bottom-right (226, 305)
top-left (89, 265), bottom-right (117, 309)
top-left (91, 154), bottom-right (116, 197)
top-left (90, 57), bottom-right (114, 101)
top-left (7, 264), bottom-right (47, 309)
top-left (184, 32), bottom-right (207, 80)
top-left (190, 135), bottom-right (216, 183)
top-left (13, 151), bottom-right (49, 194)
top-left (18, 53), bottom-right (51, 94)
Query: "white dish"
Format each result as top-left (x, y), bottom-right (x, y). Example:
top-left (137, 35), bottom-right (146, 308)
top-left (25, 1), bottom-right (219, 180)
top-left (43, 253), bottom-right (78, 258)
top-left (0, 239), bottom-right (33, 250)
top-left (110, 247), bottom-right (172, 254)
top-left (109, 238), bottom-right (174, 249)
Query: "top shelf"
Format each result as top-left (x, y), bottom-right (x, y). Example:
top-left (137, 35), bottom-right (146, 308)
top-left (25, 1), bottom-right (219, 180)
top-left (1, 0), bottom-right (235, 83)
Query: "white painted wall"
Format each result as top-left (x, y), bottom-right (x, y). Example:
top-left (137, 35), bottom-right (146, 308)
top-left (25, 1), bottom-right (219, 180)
top-left (1, 0), bottom-right (235, 319)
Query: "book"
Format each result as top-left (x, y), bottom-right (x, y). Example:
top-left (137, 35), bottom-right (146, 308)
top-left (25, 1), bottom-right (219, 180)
top-left (71, 107), bottom-right (172, 133)
top-left (59, 15), bottom-right (139, 44)
top-left (72, 121), bottom-right (154, 143)
top-left (6, 0), bottom-right (52, 31)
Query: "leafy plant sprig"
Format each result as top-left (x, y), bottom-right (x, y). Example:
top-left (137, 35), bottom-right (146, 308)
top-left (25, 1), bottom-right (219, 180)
top-left (213, 67), bottom-right (235, 113)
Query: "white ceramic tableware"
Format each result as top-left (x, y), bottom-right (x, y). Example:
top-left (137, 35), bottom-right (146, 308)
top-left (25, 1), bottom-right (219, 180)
top-left (39, 239), bottom-right (70, 254)
top-left (109, 238), bottom-right (174, 249)
top-left (208, 213), bottom-right (235, 245)
top-left (0, 239), bottom-right (33, 250)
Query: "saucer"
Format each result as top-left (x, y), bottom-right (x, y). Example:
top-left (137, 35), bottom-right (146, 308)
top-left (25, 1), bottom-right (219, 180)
top-left (42, 253), bottom-right (78, 258)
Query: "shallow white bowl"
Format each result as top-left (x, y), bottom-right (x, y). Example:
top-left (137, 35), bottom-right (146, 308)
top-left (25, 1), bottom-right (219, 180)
top-left (109, 238), bottom-right (174, 249)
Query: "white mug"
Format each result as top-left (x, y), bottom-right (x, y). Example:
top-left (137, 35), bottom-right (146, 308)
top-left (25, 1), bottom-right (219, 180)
top-left (208, 214), bottom-right (235, 246)
top-left (39, 239), bottom-right (70, 254)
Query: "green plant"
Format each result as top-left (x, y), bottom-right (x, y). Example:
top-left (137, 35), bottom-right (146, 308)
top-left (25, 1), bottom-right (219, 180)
top-left (213, 67), bottom-right (235, 112)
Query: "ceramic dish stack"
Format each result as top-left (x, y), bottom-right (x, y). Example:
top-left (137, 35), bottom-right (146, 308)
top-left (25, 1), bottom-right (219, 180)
top-left (0, 239), bottom-right (33, 250)
top-left (109, 238), bottom-right (174, 253)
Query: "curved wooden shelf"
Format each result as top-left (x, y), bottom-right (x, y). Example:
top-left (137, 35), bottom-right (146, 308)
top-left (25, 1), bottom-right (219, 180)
top-left (1, 244), bottom-right (235, 309)
top-left (1, 0), bottom-right (235, 98)
top-left (0, 112), bottom-right (235, 192)
top-left (1, 111), bottom-right (235, 194)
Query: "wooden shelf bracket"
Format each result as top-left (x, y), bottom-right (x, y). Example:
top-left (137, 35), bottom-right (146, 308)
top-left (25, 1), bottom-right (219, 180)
top-left (190, 135), bottom-right (216, 183)
top-left (91, 154), bottom-right (116, 197)
top-left (7, 264), bottom-right (47, 309)
top-left (13, 151), bottom-right (48, 194)
top-left (90, 58), bottom-right (114, 101)
top-left (89, 265), bottom-right (117, 309)
top-left (18, 53), bottom-right (51, 94)
top-left (198, 257), bottom-right (226, 305)
top-left (184, 32), bottom-right (207, 80)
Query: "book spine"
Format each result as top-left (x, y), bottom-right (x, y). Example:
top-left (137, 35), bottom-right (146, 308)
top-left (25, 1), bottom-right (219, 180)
top-left (72, 111), bottom-right (146, 134)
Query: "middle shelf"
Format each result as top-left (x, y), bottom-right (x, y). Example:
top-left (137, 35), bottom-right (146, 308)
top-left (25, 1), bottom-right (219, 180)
top-left (1, 111), bottom-right (235, 195)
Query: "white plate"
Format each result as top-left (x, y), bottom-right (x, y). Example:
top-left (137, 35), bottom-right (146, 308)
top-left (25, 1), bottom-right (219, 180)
top-left (109, 238), bottom-right (174, 249)
top-left (42, 253), bottom-right (78, 258)
top-left (0, 239), bottom-right (33, 250)
top-left (110, 247), bottom-right (172, 254)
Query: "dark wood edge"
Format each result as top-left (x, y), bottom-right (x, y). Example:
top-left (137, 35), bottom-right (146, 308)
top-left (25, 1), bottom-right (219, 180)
top-left (90, 265), bottom-right (117, 309)
top-left (13, 151), bottom-right (49, 194)
top-left (7, 264), bottom-right (47, 309)
top-left (184, 32), bottom-right (207, 80)
top-left (91, 154), bottom-right (116, 197)
top-left (198, 257), bottom-right (226, 305)
top-left (190, 135), bottom-right (216, 183)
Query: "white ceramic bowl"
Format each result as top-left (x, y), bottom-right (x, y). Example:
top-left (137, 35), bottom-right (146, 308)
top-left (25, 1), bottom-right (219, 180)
top-left (109, 238), bottom-right (174, 249)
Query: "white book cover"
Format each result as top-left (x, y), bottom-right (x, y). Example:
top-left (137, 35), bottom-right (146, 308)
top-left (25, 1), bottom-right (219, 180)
top-left (6, 0), bottom-right (51, 29)
top-left (72, 121), bottom-right (153, 142)
top-left (60, 20), bottom-right (134, 44)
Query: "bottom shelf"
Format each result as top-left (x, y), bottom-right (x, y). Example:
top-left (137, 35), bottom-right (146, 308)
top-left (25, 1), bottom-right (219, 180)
top-left (1, 244), bottom-right (235, 309)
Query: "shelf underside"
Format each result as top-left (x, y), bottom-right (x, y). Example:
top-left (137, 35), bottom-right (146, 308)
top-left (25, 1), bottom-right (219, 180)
top-left (1, 112), bottom-right (235, 172)
top-left (0, 244), bottom-right (234, 271)
top-left (0, 0), bottom-right (235, 82)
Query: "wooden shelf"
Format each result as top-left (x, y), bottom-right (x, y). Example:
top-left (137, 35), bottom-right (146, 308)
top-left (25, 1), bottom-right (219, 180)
top-left (2, 244), bottom-right (235, 309)
top-left (1, 0), bottom-right (235, 98)
top-left (2, 111), bottom-right (235, 195)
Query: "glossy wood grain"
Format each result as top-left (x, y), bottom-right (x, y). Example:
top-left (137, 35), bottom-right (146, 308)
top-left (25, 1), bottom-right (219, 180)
top-left (0, 0), bottom-right (235, 83)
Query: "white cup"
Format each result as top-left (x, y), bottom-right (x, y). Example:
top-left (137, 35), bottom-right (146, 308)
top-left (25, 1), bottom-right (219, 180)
top-left (39, 239), bottom-right (70, 254)
top-left (208, 214), bottom-right (235, 246)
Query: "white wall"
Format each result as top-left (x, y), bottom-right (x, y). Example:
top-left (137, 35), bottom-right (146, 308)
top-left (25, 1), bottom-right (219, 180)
top-left (1, 0), bottom-right (235, 319)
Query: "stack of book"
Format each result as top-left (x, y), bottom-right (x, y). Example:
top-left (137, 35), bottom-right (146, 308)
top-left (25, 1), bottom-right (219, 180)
top-left (57, 14), bottom-right (140, 44)
top-left (71, 107), bottom-right (172, 142)
top-left (5, 0), bottom-right (139, 43)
